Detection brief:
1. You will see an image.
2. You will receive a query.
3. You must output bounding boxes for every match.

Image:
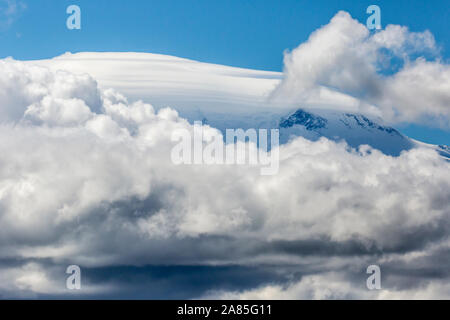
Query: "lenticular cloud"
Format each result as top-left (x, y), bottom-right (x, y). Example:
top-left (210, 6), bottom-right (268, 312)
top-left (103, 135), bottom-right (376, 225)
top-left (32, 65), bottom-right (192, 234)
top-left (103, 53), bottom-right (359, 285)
top-left (1, 15), bottom-right (450, 298)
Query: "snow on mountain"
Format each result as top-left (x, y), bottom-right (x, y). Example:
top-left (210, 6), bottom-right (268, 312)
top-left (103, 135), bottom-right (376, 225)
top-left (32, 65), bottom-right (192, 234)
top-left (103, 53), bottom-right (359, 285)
top-left (25, 52), bottom-right (446, 157)
top-left (412, 139), bottom-right (450, 160)
top-left (192, 107), bottom-right (415, 156)
top-left (278, 108), bottom-right (414, 156)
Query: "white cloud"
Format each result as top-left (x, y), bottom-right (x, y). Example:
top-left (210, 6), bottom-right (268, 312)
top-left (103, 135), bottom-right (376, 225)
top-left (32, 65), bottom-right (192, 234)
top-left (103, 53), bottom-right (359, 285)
top-left (382, 59), bottom-right (450, 125)
top-left (0, 59), bottom-right (102, 124)
top-left (202, 270), bottom-right (450, 300)
top-left (272, 11), bottom-right (449, 126)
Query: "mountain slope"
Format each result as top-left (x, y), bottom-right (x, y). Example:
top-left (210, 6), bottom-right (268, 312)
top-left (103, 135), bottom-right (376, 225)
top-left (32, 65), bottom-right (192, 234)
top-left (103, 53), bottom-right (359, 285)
top-left (25, 52), bottom-right (447, 157)
top-left (195, 107), bottom-right (415, 156)
top-left (278, 108), bottom-right (415, 156)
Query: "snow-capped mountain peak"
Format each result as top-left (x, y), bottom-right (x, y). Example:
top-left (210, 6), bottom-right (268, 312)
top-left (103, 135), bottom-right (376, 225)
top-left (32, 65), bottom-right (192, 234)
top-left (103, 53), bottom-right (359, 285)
top-left (280, 109), bottom-right (328, 130)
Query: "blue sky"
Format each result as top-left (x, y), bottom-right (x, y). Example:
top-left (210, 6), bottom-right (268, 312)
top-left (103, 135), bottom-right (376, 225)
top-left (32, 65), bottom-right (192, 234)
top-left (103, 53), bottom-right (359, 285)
top-left (0, 0), bottom-right (448, 144)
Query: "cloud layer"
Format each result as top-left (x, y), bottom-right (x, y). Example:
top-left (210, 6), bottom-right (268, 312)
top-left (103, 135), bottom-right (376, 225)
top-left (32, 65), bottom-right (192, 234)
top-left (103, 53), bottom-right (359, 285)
top-left (0, 55), bottom-right (449, 298)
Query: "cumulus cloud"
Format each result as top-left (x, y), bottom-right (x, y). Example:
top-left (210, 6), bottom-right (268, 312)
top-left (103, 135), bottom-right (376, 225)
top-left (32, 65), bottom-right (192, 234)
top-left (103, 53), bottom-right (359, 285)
top-left (0, 59), bottom-right (102, 124)
top-left (272, 11), bottom-right (450, 127)
top-left (0, 58), bottom-right (449, 298)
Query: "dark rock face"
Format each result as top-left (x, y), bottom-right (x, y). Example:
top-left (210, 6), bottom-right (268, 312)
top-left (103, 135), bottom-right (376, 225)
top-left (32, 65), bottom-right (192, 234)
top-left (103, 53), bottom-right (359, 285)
top-left (280, 109), bottom-right (328, 130)
top-left (343, 113), bottom-right (401, 136)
